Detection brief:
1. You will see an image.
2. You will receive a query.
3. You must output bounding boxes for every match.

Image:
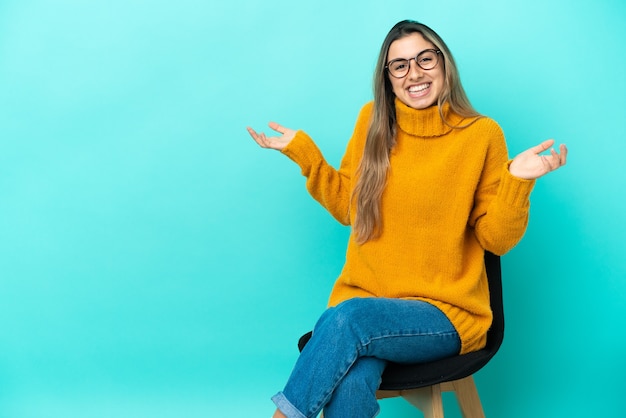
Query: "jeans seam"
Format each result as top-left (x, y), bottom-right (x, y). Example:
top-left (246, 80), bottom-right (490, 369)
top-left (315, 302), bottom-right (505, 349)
top-left (357, 331), bottom-right (460, 360)
top-left (309, 349), bottom-right (359, 416)
top-left (359, 330), bottom-right (458, 344)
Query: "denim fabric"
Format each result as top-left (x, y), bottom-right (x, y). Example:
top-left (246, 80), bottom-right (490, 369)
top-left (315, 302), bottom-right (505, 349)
top-left (272, 297), bottom-right (461, 418)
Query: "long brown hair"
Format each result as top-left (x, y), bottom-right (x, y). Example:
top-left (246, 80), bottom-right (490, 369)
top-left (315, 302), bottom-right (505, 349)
top-left (352, 20), bottom-right (480, 244)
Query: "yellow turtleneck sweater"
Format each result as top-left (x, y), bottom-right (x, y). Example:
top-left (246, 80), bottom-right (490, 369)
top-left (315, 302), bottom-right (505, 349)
top-left (281, 99), bottom-right (535, 354)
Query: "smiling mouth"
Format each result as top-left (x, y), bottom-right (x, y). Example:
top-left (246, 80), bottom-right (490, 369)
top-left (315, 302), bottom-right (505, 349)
top-left (408, 83), bottom-right (430, 94)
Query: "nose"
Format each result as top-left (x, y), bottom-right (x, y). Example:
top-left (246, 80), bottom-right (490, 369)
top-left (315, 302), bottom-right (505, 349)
top-left (407, 58), bottom-right (423, 79)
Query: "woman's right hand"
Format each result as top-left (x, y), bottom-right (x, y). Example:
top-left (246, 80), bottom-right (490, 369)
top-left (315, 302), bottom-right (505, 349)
top-left (246, 122), bottom-right (296, 151)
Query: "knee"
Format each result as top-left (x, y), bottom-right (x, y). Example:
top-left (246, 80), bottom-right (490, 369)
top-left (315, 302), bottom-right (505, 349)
top-left (315, 298), bottom-right (370, 334)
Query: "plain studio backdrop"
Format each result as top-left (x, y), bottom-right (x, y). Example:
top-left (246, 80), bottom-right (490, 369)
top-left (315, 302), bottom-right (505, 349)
top-left (0, 0), bottom-right (624, 417)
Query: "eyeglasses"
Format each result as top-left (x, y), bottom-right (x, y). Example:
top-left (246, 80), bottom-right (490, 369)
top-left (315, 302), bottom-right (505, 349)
top-left (385, 49), bottom-right (442, 78)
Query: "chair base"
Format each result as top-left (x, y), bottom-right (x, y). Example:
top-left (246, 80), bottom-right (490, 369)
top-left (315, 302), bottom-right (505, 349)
top-left (377, 375), bottom-right (486, 418)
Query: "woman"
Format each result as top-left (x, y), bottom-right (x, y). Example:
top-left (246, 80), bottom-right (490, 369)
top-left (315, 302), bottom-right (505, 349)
top-left (247, 20), bottom-right (567, 418)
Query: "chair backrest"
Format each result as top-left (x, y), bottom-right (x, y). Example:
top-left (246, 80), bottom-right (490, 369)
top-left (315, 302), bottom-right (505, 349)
top-left (482, 250), bottom-right (504, 354)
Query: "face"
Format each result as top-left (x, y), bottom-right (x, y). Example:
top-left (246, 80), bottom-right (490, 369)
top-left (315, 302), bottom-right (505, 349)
top-left (387, 32), bottom-right (445, 109)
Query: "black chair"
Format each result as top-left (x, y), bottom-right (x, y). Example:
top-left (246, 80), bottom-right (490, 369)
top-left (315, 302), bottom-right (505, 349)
top-left (298, 251), bottom-right (503, 417)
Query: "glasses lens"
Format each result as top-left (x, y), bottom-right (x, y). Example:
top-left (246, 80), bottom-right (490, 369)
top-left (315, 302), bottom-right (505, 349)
top-left (417, 50), bottom-right (438, 70)
top-left (387, 51), bottom-right (440, 78)
top-left (389, 59), bottom-right (410, 78)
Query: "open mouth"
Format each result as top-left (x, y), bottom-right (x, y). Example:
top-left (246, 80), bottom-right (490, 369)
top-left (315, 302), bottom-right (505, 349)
top-left (407, 83), bottom-right (431, 96)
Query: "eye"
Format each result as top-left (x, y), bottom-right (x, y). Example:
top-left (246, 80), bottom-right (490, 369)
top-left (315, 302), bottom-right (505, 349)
top-left (418, 56), bottom-right (433, 65)
top-left (417, 51), bottom-right (439, 69)
top-left (390, 60), bottom-right (408, 72)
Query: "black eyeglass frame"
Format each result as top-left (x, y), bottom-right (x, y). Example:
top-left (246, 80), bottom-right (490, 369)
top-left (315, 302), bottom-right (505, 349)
top-left (385, 49), bottom-right (442, 79)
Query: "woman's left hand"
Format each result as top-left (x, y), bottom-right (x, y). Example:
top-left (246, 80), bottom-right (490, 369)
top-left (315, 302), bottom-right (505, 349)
top-left (509, 139), bottom-right (568, 180)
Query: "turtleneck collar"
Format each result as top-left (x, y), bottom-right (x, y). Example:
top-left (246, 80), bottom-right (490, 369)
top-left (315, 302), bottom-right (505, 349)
top-left (395, 98), bottom-right (470, 139)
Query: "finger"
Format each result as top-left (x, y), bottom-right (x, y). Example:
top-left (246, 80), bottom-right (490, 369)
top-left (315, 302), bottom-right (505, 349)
top-left (268, 121), bottom-right (286, 134)
top-left (559, 144), bottom-right (568, 166)
top-left (258, 132), bottom-right (271, 148)
top-left (530, 138), bottom-right (556, 155)
top-left (246, 126), bottom-right (259, 140)
top-left (246, 126), bottom-right (257, 138)
top-left (549, 148), bottom-right (561, 169)
top-left (247, 127), bottom-right (271, 148)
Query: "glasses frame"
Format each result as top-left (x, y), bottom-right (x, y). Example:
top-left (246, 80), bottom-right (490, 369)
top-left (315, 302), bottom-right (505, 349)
top-left (385, 49), bottom-right (442, 79)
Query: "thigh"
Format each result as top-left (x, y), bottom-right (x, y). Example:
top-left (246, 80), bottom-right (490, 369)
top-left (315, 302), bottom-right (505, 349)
top-left (319, 297), bottom-right (461, 364)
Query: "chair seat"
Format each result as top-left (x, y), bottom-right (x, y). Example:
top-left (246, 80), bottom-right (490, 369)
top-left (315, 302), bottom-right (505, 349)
top-left (298, 331), bottom-right (498, 391)
top-left (379, 347), bottom-right (496, 391)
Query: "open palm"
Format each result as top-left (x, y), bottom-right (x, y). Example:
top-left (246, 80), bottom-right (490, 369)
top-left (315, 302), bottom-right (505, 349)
top-left (509, 139), bottom-right (568, 180)
top-left (246, 122), bottom-right (296, 151)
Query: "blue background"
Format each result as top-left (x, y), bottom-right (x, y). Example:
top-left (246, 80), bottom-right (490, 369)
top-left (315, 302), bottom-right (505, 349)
top-left (1, 0), bottom-right (624, 417)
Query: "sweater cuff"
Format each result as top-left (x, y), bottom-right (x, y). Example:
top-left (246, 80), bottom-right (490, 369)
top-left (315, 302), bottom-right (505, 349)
top-left (498, 161), bottom-right (536, 208)
top-left (280, 130), bottom-right (324, 175)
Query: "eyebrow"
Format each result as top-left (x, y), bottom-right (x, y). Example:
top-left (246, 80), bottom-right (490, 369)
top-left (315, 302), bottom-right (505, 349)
top-left (387, 48), bottom-right (433, 62)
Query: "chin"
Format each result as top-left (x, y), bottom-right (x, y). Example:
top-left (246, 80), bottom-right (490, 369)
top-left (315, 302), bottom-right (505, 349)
top-left (407, 101), bottom-right (436, 110)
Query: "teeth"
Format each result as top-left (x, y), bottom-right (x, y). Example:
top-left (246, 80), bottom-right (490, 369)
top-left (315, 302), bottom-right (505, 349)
top-left (409, 84), bottom-right (429, 92)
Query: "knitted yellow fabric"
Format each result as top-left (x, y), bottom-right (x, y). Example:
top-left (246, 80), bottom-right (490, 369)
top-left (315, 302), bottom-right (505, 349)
top-left (281, 99), bottom-right (535, 354)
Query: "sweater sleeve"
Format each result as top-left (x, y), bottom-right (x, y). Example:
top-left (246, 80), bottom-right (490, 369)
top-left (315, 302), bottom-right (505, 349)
top-left (279, 103), bottom-right (372, 225)
top-left (469, 122), bottom-right (536, 255)
top-left (280, 131), bottom-right (353, 225)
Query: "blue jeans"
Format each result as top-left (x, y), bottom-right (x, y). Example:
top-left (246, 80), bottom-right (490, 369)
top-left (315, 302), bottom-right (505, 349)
top-left (272, 297), bottom-right (461, 418)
